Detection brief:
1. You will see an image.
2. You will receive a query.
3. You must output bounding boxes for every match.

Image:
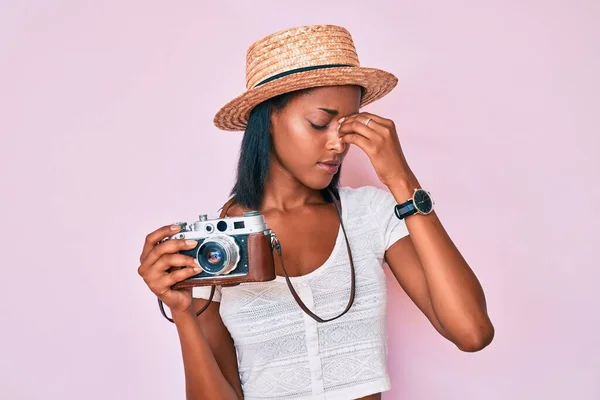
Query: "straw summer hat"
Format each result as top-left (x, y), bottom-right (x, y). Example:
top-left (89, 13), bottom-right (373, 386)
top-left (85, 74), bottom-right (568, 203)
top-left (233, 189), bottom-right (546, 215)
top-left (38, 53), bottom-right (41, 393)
top-left (213, 24), bottom-right (398, 131)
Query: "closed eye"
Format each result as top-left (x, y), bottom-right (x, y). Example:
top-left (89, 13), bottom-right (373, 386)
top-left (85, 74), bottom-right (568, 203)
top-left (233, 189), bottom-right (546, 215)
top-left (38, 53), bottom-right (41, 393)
top-left (309, 122), bottom-right (328, 131)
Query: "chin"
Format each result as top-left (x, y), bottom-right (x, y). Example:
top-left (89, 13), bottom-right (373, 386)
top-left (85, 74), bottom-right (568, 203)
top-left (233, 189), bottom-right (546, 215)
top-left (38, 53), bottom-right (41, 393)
top-left (300, 179), bottom-right (330, 191)
top-left (301, 173), bottom-right (338, 191)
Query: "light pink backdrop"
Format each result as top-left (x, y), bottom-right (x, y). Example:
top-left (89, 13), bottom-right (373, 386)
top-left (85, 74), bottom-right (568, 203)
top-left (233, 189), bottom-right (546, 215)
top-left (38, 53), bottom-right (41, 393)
top-left (1, 1), bottom-right (599, 399)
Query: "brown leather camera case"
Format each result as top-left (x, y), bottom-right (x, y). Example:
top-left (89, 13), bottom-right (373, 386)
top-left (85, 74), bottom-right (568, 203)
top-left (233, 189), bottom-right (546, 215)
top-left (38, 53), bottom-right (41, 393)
top-left (171, 196), bottom-right (276, 290)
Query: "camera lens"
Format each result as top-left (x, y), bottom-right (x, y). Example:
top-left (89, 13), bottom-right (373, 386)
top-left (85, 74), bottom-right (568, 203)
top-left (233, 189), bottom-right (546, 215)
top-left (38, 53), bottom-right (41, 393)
top-left (199, 243), bottom-right (225, 271)
top-left (196, 235), bottom-right (240, 275)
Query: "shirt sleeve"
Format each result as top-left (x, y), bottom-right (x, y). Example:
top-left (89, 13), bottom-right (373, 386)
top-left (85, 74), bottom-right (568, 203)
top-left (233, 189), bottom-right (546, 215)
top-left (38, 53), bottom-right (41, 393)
top-left (368, 186), bottom-right (410, 251)
top-left (192, 285), bottom-right (222, 302)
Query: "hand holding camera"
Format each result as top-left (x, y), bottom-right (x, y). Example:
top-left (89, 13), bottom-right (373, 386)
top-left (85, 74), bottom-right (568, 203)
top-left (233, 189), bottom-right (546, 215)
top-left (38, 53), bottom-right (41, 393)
top-left (137, 224), bottom-right (204, 315)
top-left (141, 197), bottom-right (354, 324)
top-left (139, 210), bottom-right (277, 320)
top-left (160, 211), bottom-right (276, 288)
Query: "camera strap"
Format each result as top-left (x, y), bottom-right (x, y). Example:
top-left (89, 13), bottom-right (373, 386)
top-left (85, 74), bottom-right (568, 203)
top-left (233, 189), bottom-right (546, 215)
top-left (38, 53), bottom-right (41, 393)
top-left (271, 189), bottom-right (356, 323)
top-left (220, 189), bottom-right (356, 323)
top-left (160, 189), bottom-right (356, 324)
top-left (158, 285), bottom-right (215, 323)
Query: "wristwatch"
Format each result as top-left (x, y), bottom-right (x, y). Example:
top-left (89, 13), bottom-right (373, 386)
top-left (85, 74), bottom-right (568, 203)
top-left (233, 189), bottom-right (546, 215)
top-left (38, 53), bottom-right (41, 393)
top-left (394, 189), bottom-right (435, 220)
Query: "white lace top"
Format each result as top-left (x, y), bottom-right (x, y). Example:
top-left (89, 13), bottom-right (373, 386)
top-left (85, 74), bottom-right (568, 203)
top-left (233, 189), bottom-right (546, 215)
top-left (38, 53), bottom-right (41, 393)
top-left (193, 186), bottom-right (409, 400)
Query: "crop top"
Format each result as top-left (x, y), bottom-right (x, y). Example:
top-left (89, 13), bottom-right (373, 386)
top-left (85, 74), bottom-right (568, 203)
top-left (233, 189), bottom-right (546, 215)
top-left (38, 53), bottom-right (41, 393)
top-left (193, 185), bottom-right (409, 400)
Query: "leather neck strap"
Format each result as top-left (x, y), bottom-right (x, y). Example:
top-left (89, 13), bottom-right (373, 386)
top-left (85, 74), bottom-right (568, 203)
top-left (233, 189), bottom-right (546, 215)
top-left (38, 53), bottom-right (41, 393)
top-left (221, 189), bottom-right (356, 323)
top-left (218, 196), bottom-right (237, 218)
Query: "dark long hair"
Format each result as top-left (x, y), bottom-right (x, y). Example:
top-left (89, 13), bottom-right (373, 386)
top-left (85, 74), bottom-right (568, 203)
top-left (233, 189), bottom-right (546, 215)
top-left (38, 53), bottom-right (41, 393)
top-left (229, 89), bottom-right (341, 210)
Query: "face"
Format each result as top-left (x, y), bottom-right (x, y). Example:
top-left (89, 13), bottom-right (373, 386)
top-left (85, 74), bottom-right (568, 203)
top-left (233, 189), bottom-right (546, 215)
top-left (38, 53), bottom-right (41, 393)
top-left (270, 85), bottom-right (361, 190)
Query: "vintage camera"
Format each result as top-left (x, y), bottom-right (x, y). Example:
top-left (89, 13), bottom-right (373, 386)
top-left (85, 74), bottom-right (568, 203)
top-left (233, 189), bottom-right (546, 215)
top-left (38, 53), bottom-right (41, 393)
top-left (163, 211), bottom-right (277, 289)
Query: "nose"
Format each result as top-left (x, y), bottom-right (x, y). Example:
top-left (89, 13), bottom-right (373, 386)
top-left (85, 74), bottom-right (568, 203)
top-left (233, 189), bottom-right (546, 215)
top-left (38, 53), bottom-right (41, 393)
top-left (326, 125), bottom-right (346, 154)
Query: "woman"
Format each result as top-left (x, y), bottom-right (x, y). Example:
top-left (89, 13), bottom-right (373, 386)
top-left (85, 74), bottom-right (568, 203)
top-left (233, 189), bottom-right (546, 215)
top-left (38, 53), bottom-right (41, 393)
top-left (138, 25), bottom-right (494, 400)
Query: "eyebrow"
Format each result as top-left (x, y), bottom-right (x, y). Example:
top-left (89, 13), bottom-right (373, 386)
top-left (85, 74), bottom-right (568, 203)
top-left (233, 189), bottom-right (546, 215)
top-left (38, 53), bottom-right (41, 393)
top-left (317, 107), bottom-right (338, 116)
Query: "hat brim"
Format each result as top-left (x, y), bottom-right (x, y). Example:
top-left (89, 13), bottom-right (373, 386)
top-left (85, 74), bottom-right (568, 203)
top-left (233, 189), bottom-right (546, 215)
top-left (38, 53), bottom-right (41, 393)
top-left (213, 66), bottom-right (398, 131)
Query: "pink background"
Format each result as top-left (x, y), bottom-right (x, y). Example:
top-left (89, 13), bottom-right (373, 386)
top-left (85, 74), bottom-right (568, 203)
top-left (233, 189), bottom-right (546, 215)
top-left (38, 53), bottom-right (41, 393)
top-left (1, 1), bottom-right (599, 399)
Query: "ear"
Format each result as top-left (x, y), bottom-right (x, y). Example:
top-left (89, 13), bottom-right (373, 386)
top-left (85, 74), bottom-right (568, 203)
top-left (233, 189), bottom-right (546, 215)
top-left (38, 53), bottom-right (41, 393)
top-left (269, 104), bottom-right (280, 137)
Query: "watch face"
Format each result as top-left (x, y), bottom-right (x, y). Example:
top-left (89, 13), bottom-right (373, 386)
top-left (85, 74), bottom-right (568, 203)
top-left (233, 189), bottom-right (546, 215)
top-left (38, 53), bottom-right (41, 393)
top-left (413, 189), bottom-right (433, 214)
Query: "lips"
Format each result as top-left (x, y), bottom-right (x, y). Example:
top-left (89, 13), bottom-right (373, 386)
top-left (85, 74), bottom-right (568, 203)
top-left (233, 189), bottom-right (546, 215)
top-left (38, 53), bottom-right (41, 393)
top-left (317, 161), bottom-right (340, 175)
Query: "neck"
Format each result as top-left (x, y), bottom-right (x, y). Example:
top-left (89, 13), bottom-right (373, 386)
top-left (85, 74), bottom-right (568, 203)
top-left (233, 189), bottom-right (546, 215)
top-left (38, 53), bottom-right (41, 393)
top-left (261, 157), bottom-right (325, 212)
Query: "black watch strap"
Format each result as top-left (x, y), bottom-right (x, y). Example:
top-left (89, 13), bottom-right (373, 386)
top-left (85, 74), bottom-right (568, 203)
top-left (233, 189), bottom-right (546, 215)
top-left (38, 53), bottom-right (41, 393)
top-left (394, 199), bottom-right (418, 220)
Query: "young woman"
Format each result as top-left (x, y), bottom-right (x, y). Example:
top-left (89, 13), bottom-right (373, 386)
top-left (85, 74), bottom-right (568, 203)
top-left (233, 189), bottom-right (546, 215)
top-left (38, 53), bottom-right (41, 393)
top-left (138, 25), bottom-right (494, 400)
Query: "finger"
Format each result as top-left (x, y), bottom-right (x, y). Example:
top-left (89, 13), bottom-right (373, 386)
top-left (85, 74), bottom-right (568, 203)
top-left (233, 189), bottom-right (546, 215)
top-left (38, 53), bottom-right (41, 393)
top-left (140, 224), bottom-right (182, 263)
top-left (338, 113), bottom-right (391, 137)
top-left (160, 265), bottom-right (203, 292)
top-left (337, 113), bottom-right (359, 129)
top-left (356, 113), bottom-right (397, 141)
top-left (345, 114), bottom-right (384, 133)
top-left (154, 264), bottom-right (202, 297)
top-left (357, 114), bottom-right (381, 130)
top-left (142, 254), bottom-right (200, 293)
top-left (338, 113), bottom-right (377, 134)
top-left (145, 251), bottom-right (199, 279)
top-left (357, 112), bottom-right (392, 128)
top-left (338, 117), bottom-right (377, 141)
top-left (143, 239), bottom-right (198, 271)
top-left (139, 240), bottom-right (198, 277)
top-left (340, 132), bottom-right (374, 153)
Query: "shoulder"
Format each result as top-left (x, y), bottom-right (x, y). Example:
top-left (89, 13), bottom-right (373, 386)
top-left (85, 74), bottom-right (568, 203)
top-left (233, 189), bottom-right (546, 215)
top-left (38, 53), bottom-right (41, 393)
top-left (220, 200), bottom-right (247, 218)
top-left (339, 185), bottom-right (408, 252)
top-left (339, 185), bottom-right (403, 226)
top-left (338, 185), bottom-right (396, 209)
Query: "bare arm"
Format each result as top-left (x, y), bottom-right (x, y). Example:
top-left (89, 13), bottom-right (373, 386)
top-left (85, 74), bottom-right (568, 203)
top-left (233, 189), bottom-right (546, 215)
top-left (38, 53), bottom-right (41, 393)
top-left (385, 179), bottom-right (495, 352)
top-left (337, 112), bottom-right (494, 351)
top-left (174, 206), bottom-right (244, 399)
top-left (336, 111), bottom-right (494, 351)
top-left (137, 224), bottom-right (243, 400)
top-left (172, 299), bottom-right (243, 400)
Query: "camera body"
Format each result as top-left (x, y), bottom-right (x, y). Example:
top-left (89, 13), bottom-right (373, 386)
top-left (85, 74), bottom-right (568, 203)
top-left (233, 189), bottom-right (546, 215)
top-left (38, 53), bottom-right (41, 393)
top-left (163, 211), bottom-right (276, 288)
